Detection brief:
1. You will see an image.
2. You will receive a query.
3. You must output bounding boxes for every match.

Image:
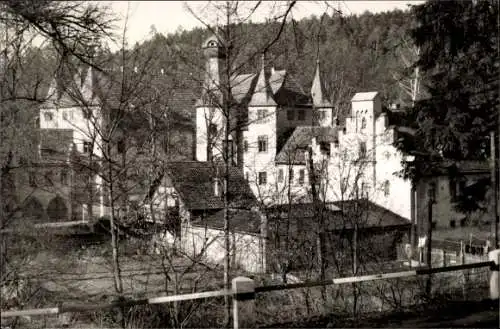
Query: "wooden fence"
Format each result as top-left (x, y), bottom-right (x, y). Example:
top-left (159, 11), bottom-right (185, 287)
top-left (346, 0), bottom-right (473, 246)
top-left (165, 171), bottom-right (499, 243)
top-left (2, 251), bottom-right (500, 329)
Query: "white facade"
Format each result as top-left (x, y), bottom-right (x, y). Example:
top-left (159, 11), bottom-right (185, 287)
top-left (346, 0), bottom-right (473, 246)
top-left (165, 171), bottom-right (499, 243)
top-left (325, 92), bottom-right (412, 219)
top-left (39, 105), bottom-right (102, 155)
top-left (39, 67), bottom-right (106, 218)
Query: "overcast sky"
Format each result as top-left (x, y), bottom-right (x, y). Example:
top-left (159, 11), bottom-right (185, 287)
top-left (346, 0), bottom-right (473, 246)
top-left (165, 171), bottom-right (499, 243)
top-left (104, 1), bottom-right (424, 49)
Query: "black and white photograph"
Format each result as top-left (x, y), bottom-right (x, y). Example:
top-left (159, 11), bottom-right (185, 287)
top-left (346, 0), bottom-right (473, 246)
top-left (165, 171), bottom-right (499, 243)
top-left (0, 1), bottom-right (499, 328)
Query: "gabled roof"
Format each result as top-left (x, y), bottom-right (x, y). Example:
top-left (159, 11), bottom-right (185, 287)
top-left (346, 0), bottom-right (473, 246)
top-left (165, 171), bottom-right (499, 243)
top-left (351, 91), bottom-right (379, 102)
top-left (166, 161), bottom-right (257, 210)
top-left (275, 126), bottom-right (338, 164)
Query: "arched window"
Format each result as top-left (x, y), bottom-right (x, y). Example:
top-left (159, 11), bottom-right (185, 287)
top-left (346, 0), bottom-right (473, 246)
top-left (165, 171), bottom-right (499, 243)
top-left (383, 180), bottom-right (390, 197)
top-left (361, 117), bottom-right (367, 130)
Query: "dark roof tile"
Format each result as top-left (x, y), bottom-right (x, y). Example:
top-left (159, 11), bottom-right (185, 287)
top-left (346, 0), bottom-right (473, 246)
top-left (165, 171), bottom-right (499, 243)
top-left (275, 126), bottom-right (338, 164)
top-left (166, 161), bottom-right (257, 210)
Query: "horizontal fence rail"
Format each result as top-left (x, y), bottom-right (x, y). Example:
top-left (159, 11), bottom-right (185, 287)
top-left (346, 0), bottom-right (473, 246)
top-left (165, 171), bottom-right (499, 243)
top-left (2, 260), bottom-right (497, 319)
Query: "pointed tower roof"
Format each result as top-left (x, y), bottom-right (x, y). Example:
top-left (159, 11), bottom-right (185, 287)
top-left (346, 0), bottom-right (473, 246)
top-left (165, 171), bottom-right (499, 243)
top-left (248, 54), bottom-right (276, 107)
top-left (80, 65), bottom-right (98, 105)
top-left (311, 59), bottom-right (332, 108)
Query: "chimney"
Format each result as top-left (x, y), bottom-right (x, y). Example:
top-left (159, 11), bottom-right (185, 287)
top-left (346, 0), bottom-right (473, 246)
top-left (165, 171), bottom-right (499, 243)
top-left (214, 177), bottom-right (221, 197)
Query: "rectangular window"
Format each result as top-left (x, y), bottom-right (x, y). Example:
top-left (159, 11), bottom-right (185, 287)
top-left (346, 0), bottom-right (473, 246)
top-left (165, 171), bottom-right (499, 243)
top-left (430, 182), bottom-right (438, 201)
top-left (450, 220), bottom-right (456, 228)
top-left (298, 169), bottom-right (305, 185)
top-left (318, 110), bottom-right (326, 121)
top-left (298, 109), bottom-right (306, 121)
top-left (319, 142), bottom-right (330, 156)
top-left (287, 110), bottom-right (295, 121)
top-left (258, 136), bottom-right (268, 152)
top-left (257, 109), bottom-right (267, 120)
top-left (62, 111), bottom-right (68, 121)
top-left (243, 139), bottom-right (248, 152)
top-left (359, 142), bottom-right (367, 158)
top-left (258, 172), bottom-right (267, 185)
top-left (44, 112), bottom-right (54, 121)
top-left (289, 168), bottom-right (294, 181)
top-left (278, 168), bottom-right (284, 183)
top-left (383, 180), bottom-right (390, 197)
top-left (82, 109), bottom-right (91, 119)
top-left (83, 141), bottom-right (92, 154)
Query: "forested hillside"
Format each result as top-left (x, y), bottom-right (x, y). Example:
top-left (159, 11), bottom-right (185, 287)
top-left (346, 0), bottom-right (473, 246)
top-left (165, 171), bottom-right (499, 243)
top-left (136, 8), bottom-right (415, 122)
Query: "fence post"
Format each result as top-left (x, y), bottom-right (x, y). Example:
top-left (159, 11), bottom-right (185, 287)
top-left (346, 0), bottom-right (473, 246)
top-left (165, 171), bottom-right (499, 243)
top-left (488, 249), bottom-right (500, 300)
top-left (232, 276), bottom-right (255, 329)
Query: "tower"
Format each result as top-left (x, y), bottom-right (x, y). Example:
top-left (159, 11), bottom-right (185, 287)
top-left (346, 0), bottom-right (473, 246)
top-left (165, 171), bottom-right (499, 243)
top-left (311, 59), bottom-right (334, 127)
top-left (195, 33), bottom-right (226, 162)
top-left (243, 54), bottom-right (278, 199)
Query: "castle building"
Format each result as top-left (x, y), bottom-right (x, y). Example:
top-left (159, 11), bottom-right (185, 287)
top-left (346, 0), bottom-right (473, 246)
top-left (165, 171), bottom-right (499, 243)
top-left (194, 33), bottom-right (492, 237)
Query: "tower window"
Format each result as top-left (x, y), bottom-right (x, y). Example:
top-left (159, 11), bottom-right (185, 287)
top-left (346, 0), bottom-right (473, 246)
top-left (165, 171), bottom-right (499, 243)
top-left (298, 109), bottom-right (306, 121)
top-left (83, 141), bottom-right (92, 154)
top-left (258, 172), bottom-right (267, 185)
top-left (258, 136), bottom-right (268, 152)
top-left (287, 110), bottom-right (295, 121)
top-left (82, 109), bottom-right (92, 119)
top-left (208, 123), bottom-right (218, 138)
top-left (257, 109), bottom-right (268, 121)
top-left (359, 142), bottom-right (367, 158)
top-left (383, 180), bottom-right (390, 197)
top-left (361, 117), bottom-right (367, 129)
top-left (278, 168), bottom-right (284, 183)
top-left (243, 139), bottom-right (249, 152)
